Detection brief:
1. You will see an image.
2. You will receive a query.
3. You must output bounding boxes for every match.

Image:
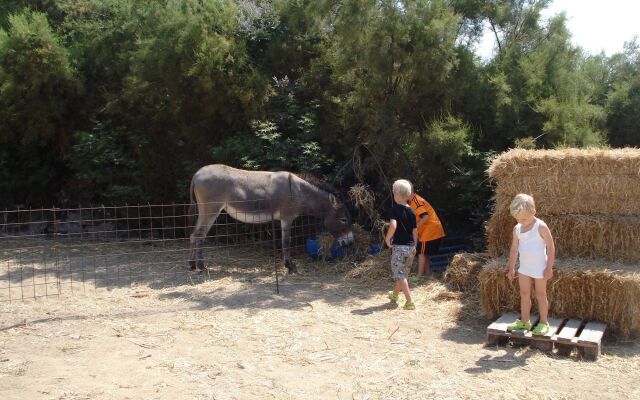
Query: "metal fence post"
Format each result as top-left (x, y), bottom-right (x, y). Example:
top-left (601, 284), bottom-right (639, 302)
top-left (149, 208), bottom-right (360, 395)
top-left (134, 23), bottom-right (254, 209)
top-left (270, 200), bottom-right (279, 294)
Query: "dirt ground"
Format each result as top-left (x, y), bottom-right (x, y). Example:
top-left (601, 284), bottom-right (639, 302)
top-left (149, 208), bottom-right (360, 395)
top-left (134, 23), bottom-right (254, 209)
top-left (1, 268), bottom-right (639, 400)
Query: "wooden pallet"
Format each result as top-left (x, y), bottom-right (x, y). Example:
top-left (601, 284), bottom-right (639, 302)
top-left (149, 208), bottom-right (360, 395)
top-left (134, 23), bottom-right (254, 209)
top-left (486, 313), bottom-right (607, 360)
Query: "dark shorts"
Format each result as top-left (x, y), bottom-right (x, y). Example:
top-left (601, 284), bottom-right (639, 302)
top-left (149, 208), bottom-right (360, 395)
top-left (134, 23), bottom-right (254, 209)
top-left (416, 238), bottom-right (442, 256)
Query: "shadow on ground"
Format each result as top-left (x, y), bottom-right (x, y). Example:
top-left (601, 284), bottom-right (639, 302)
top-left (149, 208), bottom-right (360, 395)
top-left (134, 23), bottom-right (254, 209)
top-left (464, 346), bottom-right (536, 373)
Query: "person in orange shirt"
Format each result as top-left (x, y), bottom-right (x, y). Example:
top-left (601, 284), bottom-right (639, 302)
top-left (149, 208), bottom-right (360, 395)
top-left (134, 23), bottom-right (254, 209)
top-left (407, 185), bottom-right (446, 277)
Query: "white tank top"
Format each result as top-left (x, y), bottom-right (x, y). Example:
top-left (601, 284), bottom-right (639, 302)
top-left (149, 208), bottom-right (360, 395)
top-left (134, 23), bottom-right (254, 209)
top-left (516, 218), bottom-right (547, 278)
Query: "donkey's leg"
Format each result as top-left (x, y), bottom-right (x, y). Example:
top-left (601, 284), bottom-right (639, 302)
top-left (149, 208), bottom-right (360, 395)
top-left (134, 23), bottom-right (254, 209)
top-left (189, 203), bottom-right (223, 271)
top-left (189, 213), bottom-right (208, 271)
top-left (280, 219), bottom-right (297, 273)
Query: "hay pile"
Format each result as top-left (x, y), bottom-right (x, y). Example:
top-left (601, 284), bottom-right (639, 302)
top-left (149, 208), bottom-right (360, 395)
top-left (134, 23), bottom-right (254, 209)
top-left (314, 224), bottom-right (373, 260)
top-left (310, 223), bottom-right (385, 274)
top-left (487, 148), bottom-right (640, 261)
top-left (479, 258), bottom-right (640, 337)
top-left (348, 184), bottom-right (387, 244)
top-left (444, 253), bottom-right (488, 292)
top-left (329, 184), bottom-right (392, 280)
top-left (344, 251), bottom-right (391, 283)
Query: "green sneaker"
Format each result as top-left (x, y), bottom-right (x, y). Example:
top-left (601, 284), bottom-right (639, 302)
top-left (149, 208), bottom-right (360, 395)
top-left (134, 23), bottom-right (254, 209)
top-left (387, 291), bottom-right (399, 302)
top-left (403, 301), bottom-right (416, 310)
top-left (532, 322), bottom-right (550, 336)
top-left (506, 319), bottom-right (532, 332)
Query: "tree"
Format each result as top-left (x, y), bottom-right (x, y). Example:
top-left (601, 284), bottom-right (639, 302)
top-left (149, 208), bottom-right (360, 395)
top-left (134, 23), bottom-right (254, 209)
top-left (605, 40), bottom-right (640, 147)
top-left (0, 10), bottom-right (81, 205)
top-left (0, 10), bottom-right (81, 149)
top-left (478, 6), bottom-right (605, 148)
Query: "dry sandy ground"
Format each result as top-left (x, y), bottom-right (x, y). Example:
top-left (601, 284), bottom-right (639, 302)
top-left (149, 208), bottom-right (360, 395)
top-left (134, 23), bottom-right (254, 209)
top-left (1, 271), bottom-right (639, 400)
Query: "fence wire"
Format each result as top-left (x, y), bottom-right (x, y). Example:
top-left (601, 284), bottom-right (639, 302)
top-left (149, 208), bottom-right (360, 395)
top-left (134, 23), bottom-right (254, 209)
top-left (0, 200), bottom-right (324, 302)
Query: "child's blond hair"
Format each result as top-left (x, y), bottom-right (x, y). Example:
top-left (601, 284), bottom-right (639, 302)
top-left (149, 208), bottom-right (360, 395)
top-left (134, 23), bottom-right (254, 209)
top-left (392, 179), bottom-right (412, 198)
top-left (510, 193), bottom-right (536, 217)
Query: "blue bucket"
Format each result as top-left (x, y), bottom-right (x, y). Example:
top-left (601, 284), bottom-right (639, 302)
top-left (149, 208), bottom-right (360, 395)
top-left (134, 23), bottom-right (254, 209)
top-left (368, 244), bottom-right (382, 255)
top-left (306, 238), bottom-right (324, 260)
top-left (330, 244), bottom-right (356, 258)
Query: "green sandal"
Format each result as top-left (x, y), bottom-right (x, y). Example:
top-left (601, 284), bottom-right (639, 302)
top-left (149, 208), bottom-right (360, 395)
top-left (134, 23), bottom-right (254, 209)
top-left (532, 322), bottom-right (550, 336)
top-left (403, 301), bottom-right (416, 310)
top-left (387, 291), bottom-right (399, 302)
top-left (506, 319), bottom-right (532, 331)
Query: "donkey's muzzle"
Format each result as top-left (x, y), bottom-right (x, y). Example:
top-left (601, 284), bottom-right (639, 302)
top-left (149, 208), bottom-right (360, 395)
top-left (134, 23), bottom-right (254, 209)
top-left (337, 231), bottom-right (354, 246)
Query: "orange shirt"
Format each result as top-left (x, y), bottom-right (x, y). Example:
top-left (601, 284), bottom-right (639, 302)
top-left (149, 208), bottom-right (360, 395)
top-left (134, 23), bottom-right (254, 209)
top-left (407, 194), bottom-right (445, 242)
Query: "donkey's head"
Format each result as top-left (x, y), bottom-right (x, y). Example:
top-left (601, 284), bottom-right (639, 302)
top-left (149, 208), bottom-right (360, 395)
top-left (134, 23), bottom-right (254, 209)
top-left (324, 194), bottom-right (354, 246)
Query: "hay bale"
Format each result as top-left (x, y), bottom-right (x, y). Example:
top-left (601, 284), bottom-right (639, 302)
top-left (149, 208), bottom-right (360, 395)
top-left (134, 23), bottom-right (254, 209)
top-left (493, 184), bottom-right (640, 215)
top-left (488, 148), bottom-right (640, 181)
top-left (479, 258), bottom-right (640, 337)
top-left (444, 253), bottom-right (488, 292)
top-left (487, 212), bottom-right (640, 262)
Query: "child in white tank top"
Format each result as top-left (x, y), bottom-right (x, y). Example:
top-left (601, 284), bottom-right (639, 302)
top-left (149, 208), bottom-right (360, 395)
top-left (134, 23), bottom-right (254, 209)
top-left (506, 194), bottom-right (556, 336)
top-left (515, 218), bottom-right (547, 279)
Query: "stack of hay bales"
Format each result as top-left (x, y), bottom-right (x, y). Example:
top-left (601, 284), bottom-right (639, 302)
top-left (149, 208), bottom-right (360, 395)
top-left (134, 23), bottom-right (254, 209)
top-left (487, 148), bottom-right (640, 262)
top-left (481, 148), bottom-right (640, 337)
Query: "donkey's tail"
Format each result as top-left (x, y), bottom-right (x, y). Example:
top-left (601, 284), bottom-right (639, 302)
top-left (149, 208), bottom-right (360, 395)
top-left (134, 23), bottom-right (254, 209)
top-left (188, 175), bottom-right (197, 233)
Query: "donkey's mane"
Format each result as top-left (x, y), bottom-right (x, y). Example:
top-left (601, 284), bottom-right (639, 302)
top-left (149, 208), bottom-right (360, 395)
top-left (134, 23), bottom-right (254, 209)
top-left (295, 173), bottom-right (337, 195)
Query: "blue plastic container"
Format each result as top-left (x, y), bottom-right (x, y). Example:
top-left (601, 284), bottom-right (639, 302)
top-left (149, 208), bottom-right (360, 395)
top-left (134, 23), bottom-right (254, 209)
top-left (330, 244), bottom-right (356, 258)
top-left (368, 244), bottom-right (381, 255)
top-left (308, 238), bottom-right (382, 260)
top-left (306, 238), bottom-right (322, 260)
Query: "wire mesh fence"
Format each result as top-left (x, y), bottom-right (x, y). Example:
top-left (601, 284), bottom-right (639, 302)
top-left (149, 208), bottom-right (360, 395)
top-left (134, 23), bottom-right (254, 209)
top-left (0, 200), bottom-right (326, 302)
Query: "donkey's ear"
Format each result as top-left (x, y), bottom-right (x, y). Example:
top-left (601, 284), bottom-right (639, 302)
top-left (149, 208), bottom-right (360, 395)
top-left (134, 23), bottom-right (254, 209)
top-left (329, 193), bottom-right (339, 208)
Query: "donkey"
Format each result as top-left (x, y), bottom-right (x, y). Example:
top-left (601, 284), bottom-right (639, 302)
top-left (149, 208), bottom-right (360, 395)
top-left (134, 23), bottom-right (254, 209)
top-left (188, 165), bottom-right (353, 273)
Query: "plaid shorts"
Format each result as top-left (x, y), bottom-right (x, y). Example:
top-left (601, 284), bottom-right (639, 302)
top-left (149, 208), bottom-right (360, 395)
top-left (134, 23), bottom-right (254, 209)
top-left (390, 245), bottom-right (414, 281)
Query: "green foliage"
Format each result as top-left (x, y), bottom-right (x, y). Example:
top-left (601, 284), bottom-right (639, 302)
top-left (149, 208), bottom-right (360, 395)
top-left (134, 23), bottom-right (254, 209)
top-left (314, 0), bottom-right (460, 145)
top-left (537, 97), bottom-right (605, 147)
top-left (478, 10), bottom-right (606, 149)
top-left (0, 8), bottom-right (81, 207)
top-left (0, 9), bottom-right (81, 149)
top-left (406, 114), bottom-right (493, 236)
top-left (210, 78), bottom-right (333, 174)
top-left (606, 77), bottom-right (640, 147)
top-left (514, 136), bottom-right (537, 149)
top-left (605, 41), bottom-right (640, 147)
top-left (119, 0), bottom-right (270, 133)
top-left (0, 148), bottom-right (10, 202)
top-left (0, 1), bottom-right (64, 29)
top-left (446, 148), bottom-right (497, 241)
top-left (65, 123), bottom-right (147, 203)
top-left (406, 114), bottom-right (472, 191)
top-left (0, 0), bottom-right (638, 238)
top-left (210, 121), bottom-right (332, 174)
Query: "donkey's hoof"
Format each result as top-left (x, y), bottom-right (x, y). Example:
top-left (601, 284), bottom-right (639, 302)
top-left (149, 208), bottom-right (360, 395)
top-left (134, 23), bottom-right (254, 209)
top-left (285, 260), bottom-right (298, 274)
top-left (289, 267), bottom-right (299, 274)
